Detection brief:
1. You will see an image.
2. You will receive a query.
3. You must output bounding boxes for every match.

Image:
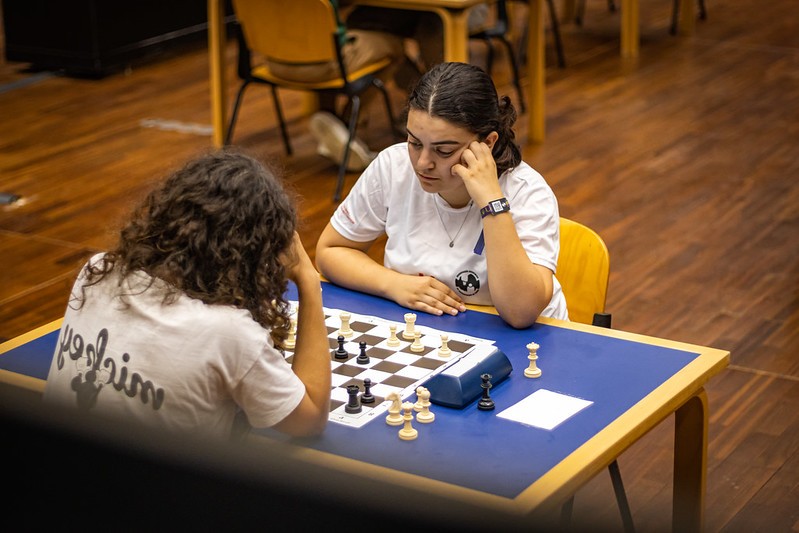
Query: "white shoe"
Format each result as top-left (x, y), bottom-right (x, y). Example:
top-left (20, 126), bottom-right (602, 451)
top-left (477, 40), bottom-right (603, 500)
top-left (310, 111), bottom-right (375, 172)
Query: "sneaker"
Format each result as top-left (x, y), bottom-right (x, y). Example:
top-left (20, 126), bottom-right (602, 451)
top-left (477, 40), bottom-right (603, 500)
top-left (309, 111), bottom-right (375, 172)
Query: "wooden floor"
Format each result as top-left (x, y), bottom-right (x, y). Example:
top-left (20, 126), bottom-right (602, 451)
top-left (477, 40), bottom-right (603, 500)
top-left (1, 0), bottom-right (797, 530)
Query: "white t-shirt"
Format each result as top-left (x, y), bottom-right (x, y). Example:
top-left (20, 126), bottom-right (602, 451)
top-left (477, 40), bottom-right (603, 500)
top-left (44, 254), bottom-right (306, 438)
top-left (331, 142), bottom-right (569, 320)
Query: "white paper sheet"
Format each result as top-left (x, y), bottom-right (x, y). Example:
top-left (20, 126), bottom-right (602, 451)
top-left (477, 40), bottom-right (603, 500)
top-left (496, 389), bottom-right (593, 430)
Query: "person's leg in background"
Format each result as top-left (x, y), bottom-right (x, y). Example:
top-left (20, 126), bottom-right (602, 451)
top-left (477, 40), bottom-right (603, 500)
top-left (310, 28), bottom-right (405, 171)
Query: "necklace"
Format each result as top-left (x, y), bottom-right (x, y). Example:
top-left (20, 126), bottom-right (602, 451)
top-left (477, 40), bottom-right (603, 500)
top-left (434, 199), bottom-right (473, 248)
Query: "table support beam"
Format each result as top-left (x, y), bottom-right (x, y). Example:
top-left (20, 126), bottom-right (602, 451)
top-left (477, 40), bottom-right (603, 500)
top-left (208, 0), bottom-right (227, 148)
top-left (526, 0), bottom-right (546, 143)
top-left (672, 389), bottom-right (708, 533)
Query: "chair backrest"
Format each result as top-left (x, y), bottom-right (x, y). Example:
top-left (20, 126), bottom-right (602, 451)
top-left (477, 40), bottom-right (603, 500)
top-left (556, 218), bottom-right (610, 325)
top-left (232, 0), bottom-right (340, 64)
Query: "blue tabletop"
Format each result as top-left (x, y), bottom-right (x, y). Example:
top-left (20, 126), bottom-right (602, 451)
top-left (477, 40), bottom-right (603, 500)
top-left (0, 282), bottom-right (700, 500)
top-left (266, 283), bottom-right (699, 499)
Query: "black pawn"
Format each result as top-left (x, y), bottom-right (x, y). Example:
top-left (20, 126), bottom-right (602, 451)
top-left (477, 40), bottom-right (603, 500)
top-left (345, 384), bottom-right (362, 413)
top-left (356, 341), bottom-right (370, 364)
top-left (361, 378), bottom-right (375, 404)
top-left (477, 373), bottom-right (495, 411)
top-left (333, 335), bottom-right (348, 360)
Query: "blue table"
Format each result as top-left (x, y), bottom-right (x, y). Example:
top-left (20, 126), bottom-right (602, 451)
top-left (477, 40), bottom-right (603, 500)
top-left (0, 282), bottom-right (728, 531)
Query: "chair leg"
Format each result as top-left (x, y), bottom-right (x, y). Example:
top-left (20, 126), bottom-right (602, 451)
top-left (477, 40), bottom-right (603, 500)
top-left (575, 0), bottom-right (586, 25)
top-left (670, 0), bottom-right (679, 34)
top-left (484, 38), bottom-right (496, 75)
top-left (333, 95), bottom-right (361, 203)
top-left (225, 81), bottom-right (251, 145)
top-left (671, 0), bottom-right (707, 35)
top-left (560, 495), bottom-right (575, 530)
top-left (497, 37), bottom-right (526, 113)
top-left (609, 460), bottom-right (635, 533)
top-left (372, 78), bottom-right (400, 138)
top-left (270, 86), bottom-right (292, 156)
top-left (546, 0), bottom-right (566, 68)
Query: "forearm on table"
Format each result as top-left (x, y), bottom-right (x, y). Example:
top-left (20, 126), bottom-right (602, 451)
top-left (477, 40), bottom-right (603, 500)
top-left (316, 246), bottom-right (398, 300)
top-left (482, 214), bottom-right (552, 328)
top-left (291, 273), bottom-right (331, 409)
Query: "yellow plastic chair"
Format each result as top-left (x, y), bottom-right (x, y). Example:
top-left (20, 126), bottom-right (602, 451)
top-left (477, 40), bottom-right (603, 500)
top-left (226, 0), bottom-right (396, 202)
top-left (557, 217), bottom-right (610, 325)
top-left (557, 218), bottom-right (635, 533)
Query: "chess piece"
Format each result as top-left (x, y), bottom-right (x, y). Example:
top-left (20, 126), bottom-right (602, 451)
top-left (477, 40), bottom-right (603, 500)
top-left (345, 384), bottom-right (361, 414)
top-left (524, 342), bottom-right (542, 378)
top-left (361, 378), bottom-right (375, 404)
top-left (437, 334), bottom-right (451, 358)
top-left (413, 386), bottom-right (425, 411)
top-left (416, 388), bottom-right (435, 423)
top-left (477, 373), bottom-right (495, 411)
top-left (338, 311), bottom-right (353, 338)
top-left (356, 341), bottom-right (370, 364)
top-left (387, 325), bottom-right (400, 347)
top-left (283, 318), bottom-right (296, 350)
top-left (398, 401), bottom-right (418, 441)
top-left (403, 313), bottom-right (417, 340)
top-left (410, 331), bottom-right (424, 353)
top-left (385, 392), bottom-right (403, 426)
top-left (333, 335), bottom-right (348, 359)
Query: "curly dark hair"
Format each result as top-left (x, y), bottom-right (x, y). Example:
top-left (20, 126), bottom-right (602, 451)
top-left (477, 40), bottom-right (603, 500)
top-left (407, 62), bottom-right (522, 175)
top-left (78, 150), bottom-right (298, 346)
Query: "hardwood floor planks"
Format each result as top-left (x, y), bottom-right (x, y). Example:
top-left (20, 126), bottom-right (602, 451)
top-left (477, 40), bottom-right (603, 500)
top-left (1, 0), bottom-right (797, 528)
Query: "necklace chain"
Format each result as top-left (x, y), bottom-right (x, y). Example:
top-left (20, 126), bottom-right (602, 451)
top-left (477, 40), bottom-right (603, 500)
top-left (434, 199), bottom-right (473, 248)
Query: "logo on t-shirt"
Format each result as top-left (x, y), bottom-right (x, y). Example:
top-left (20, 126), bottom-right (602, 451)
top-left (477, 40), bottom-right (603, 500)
top-left (454, 270), bottom-right (480, 297)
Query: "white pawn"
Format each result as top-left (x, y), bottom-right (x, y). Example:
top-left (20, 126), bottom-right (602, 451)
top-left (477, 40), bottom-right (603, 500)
top-left (410, 331), bottom-right (424, 352)
top-left (416, 388), bottom-right (435, 424)
top-left (437, 334), bottom-right (451, 358)
top-left (403, 313), bottom-right (417, 340)
top-left (385, 392), bottom-right (403, 426)
top-left (387, 324), bottom-right (400, 347)
top-left (525, 341), bottom-right (542, 378)
top-left (338, 311), bottom-right (353, 338)
top-left (398, 401), bottom-right (418, 441)
top-left (283, 318), bottom-right (297, 350)
top-left (413, 386), bottom-right (425, 411)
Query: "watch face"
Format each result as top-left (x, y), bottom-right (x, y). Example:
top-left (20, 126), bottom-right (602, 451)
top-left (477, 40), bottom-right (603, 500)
top-left (491, 200), bottom-right (503, 211)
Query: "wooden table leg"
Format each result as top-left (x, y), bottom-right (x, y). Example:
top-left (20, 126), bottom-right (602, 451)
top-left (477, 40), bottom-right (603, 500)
top-left (526, 0), bottom-right (546, 143)
top-left (672, 389), bottom-right (708, 533)
top-left (437, 8), bottom-right (470, 62)
top-left (620, 0), bottom-right (639, 58)
top-left (208, 0), bottom-right (227, 148)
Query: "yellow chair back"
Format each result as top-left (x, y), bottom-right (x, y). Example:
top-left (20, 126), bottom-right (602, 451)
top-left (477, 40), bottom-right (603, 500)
top-left (232, 0), bottom-right (339, 65)
top-left (557, 218), bottom-right (610, 325)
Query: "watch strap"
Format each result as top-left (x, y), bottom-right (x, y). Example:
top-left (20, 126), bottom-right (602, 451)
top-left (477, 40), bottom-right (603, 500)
top-left (480, 197), bottom-right (510, 218)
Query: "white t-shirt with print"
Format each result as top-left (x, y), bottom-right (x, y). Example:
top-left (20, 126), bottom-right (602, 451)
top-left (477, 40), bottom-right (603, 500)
top-left (331, 142), bottom-right (568, 320)
top-left (44, 254), bottom-right (306, 438)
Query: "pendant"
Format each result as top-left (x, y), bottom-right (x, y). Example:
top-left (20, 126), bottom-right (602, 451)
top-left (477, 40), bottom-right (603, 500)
top-left (449, 241), bottom-right (454, 248)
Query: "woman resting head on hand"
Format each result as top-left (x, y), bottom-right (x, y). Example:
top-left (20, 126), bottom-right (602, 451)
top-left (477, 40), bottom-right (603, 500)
top-left (316, 62), bottom-right (568, 328)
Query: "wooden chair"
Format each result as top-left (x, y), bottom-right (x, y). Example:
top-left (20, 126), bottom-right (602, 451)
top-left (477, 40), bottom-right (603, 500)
top-left (472, 0), bottom-right (565, 114)
top-left (225, 0), bottom-right (396, 202)
top-left (556, 218), bottom-right (635, 533)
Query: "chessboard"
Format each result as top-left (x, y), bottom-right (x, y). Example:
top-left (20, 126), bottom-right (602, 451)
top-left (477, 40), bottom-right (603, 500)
top-left (283, 303), bottom-right (497, 428)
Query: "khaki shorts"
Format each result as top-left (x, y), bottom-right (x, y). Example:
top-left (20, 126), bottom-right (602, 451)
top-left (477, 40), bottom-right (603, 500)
top-left (266, 29), bottom-right (404, 83)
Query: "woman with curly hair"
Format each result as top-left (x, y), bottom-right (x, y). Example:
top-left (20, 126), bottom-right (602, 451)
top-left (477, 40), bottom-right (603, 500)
top-left (45, 151), bottom-right (330, 438)
top-left (316, 62), bottom-right (568, 329)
